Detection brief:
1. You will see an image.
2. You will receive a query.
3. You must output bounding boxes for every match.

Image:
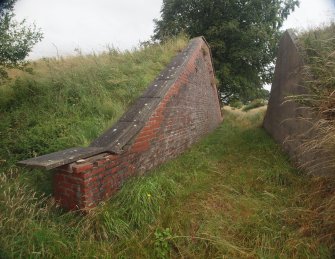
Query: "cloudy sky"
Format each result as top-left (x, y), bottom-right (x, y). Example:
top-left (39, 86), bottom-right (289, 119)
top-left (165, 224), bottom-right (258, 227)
top-left (283, 0), bottom-right (334, 30)
top-left (14, 0), bottom-right (335, 60)
top-left (14, 0), bottom-right (163, 59)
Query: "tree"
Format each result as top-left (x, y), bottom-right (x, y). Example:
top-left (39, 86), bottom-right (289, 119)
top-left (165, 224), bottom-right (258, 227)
top-left (0, 0), bottom-right (43, 81)
top-left (153, 0), bottom-right (299, 102)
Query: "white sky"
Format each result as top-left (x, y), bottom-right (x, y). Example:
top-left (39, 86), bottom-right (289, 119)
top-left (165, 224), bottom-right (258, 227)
top-left (283, 0), bottom-right (334, 30)
top-left (14, 0), bottom-right (335, 60)
top-left (14, 0), bottom-right (163, 59)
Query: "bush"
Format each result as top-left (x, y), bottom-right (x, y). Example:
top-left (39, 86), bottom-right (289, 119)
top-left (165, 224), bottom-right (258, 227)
top-left (229, 100), bottom-right (243, 109)
top-left (242, 99), bottom-right (266, 111)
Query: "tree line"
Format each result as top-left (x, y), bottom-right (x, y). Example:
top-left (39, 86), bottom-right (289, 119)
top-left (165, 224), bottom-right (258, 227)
top-left (153, 0), bottom-right (299, 103)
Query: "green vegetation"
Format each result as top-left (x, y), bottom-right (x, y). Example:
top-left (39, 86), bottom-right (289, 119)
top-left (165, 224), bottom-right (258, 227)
top-left (1, 26), bottom-right (334, 257)
top-left (0, 0), bottom-right (43, 81)
top-left (229, 100), bottom-right (243, 109)
top-left (228, 99), bottom-right (267, 112)
top-left (278, 25), bottom-right (335, 252)
top-left (289, 23), bottom-right (335, 175)
top-left (153, 0), bottom-right (299, 102)
top-left (242, 99), bottom-right (267, 112)
top-left (1, 104), bottom-right (333, 257)
top-left (0, 36), bottom-right (187, 168)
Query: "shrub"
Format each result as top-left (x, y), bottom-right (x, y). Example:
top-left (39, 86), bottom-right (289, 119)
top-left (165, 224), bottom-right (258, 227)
top-left (229, 100), bottom-right (243, 109)
top-left (242, 98), bottom-right (266, 111)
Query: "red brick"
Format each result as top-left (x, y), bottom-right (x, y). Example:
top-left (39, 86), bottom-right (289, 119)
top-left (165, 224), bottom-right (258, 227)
top-left (53, 174), bottom-right (65, 183)
top-left (72, 163), bottom-right (93, 174)
top-left (136, 132), bottom-right (154, 142)
top-left (94, 159), bottom-right (109, 167)
top-left (108, 166), bottom-right (121, 174)
top-left (105, 160), bottom-right (120, 169)
top-left (52, 38), bottom-right (222, 211)
top-left (91, 167), bottom-right (105, 175)
top-left (61, 182), bottom-right (74, 190)
top-left (63, 176), bottom-right (80, 185)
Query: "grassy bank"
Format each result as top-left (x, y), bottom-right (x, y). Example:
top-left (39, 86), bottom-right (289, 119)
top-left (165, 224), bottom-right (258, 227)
top-left (294, 24), bottom-right (335, 175)
top-left (1, 106), bottom-right (333, 258)
top-left (0, 36), bottom-right (188, 167)
top-left (0, 36), bottom-right (188, 195)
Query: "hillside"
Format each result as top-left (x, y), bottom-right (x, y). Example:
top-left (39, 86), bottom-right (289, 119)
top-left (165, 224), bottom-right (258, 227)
top-left (1, 34), bottom-right (334, 258)
top-left (0, 37), bottom-right (187, 166)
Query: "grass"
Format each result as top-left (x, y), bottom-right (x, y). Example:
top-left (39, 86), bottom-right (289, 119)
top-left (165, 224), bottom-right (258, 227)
top-left (0, 36), bottom-right (188, 167)
top-left (1, 105), bottom-right (334, 258)
top-left (0, 34), bottom-right (334, 257)
top-left (242, 99), bottom-right (267, 112)
top-left (290, 23), bottom-right (335, 175)
top-left (0, 35), bottom-right (188, 196)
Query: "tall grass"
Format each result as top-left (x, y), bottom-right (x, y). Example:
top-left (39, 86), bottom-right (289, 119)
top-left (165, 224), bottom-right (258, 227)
top-left (0, 36), bottom-right (188, 166)
top-left (0, 35), bottom-right (334, 257)
top-left (1, 105), bottom-right (333, 257)
top-left (284, 23), bottom-right (335, 256)
top-left (293, 23), bottom-right (335, 175)
top-left (0, 36), bottom-right (188, 257)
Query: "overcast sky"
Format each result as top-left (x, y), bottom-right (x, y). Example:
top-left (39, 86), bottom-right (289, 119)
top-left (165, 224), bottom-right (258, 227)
top-left (14, 0), bottom-right (335, 60)
top-left (15, 0), bottom-right (163, 59)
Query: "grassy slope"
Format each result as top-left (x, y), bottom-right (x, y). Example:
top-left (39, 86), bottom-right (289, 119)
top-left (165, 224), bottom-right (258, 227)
top-left (0, 37), bottom-right (187, 193)
top-left (1, 106), bottom-right (333, 258)
top-left (293, 24), bottom-right (335, 175)
top-left (0, 37), bottom-right (187, 165)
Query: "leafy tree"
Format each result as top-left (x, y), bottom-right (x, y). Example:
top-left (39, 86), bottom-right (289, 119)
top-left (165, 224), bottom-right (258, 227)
top-left (0, 0), bottom-right (43, 81)
top-left (153, 0), bottom-right (299, 102)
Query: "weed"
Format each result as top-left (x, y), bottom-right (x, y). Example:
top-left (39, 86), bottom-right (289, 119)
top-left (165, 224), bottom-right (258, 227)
top-left (242, 98), bottom-right (267, 111)
top-left (229, 99), bottom-right (243, 109)
top-left (154, 228), bottom-right (173, 259)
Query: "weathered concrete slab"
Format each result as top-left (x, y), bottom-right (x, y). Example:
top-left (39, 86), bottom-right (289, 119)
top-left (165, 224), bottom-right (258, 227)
top-left (118, 97), bottom-right (161, 122)
top-left (17, 147), bottom-right (105, 170)
top-left (90, 121), bottom-right (145, 153)
top-left (141, 79), bottom-right (175, 98)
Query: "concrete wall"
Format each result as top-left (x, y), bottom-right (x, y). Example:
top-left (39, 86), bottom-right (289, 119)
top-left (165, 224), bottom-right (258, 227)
top-left (263, 30), bottom-right (323, 175)
top-left (53, 37), bottom-right (222, 210)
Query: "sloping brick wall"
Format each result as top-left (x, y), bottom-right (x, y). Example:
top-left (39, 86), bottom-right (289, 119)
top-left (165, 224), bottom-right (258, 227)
top-left (54, 37), bottom-right (222, 210)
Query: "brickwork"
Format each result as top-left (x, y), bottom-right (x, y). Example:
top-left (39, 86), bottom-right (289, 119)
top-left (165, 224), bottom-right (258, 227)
top-left (53, 37), bottom-right (222, 210)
